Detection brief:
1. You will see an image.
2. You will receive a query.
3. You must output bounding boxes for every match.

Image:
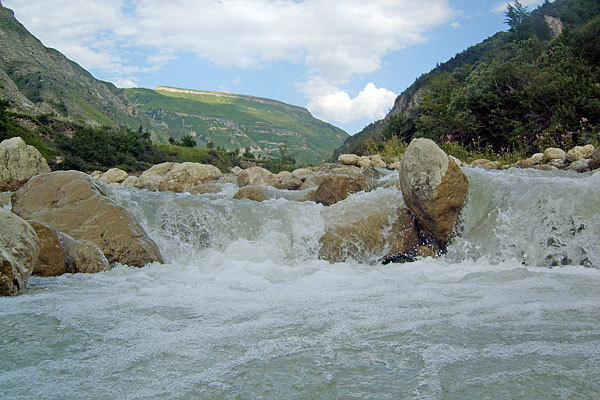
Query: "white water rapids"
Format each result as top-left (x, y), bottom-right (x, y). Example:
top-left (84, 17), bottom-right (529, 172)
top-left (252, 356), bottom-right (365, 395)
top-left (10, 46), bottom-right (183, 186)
top-left (1, 168), bottom-right (599, 399)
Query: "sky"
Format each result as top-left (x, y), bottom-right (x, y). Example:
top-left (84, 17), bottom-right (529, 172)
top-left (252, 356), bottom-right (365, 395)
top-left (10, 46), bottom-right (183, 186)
top-left (4, 0), bottom-right (547, 134)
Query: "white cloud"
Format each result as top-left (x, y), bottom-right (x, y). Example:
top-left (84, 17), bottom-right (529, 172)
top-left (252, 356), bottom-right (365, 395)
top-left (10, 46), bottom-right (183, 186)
top-left (451, 21), bottom-right (461, 29)
top-left (492, 0), bottom-right (547, 13)
top-left (301, 79), bottom-right (397, 124)
top-left (5, 0), bottom-right (455, 85)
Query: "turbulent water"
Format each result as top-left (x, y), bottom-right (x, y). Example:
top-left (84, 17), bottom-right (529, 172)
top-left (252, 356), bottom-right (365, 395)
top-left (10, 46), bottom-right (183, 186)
top-left (1, 168), bottom-right (600, 399)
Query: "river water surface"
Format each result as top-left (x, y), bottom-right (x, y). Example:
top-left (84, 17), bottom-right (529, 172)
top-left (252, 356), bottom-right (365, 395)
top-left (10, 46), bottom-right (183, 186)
top-left (1, 168), bottom-right (599, 399)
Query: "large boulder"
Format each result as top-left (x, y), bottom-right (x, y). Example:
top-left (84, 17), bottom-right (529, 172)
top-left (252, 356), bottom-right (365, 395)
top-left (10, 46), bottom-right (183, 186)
top-left (158, 162), bottom-right (223, 193)
top-left (99, 168), bottom-right (129, 184)
top-left (135, 162), bottom-right (178, 191)
top-left (589, 148), bottom-right (600, 171)
top-left (121, 176), bottom-right (139, 187)
top-left (0, 137), bottom-right (51, 191)
top-left (338, 154), bottom-right (360, 166)
top-left (543, 147), bottom-right (566, 162)
top-left (0, 209), bottom-right (39, 296)
top-left (275, 171), bottom-right (302, 190)
top-left (313, 172), bottom-right (371, 206)
top-left (237, 166), bottom-right (279, 187)
top-left (566, 145), bottom-right (594, 163)
top-left (399, 138), bottom-right (469, 245)
top-left (12, 171), bottom-right (163, 267)
top-left (369, 155), bottom-right (387, 169)
top-left (319, 208), bottom-right (419, 263)
top-left (28, 220), bottom-right (110, 276)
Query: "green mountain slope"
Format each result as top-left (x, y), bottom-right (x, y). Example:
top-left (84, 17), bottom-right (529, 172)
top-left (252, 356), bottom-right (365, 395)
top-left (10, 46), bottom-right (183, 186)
top-left (0, 3), bottom-right (157, 130)
top-left (335, 0), bottom-right (600, 158)
top-left (127, 87), bottom-right (349, 163)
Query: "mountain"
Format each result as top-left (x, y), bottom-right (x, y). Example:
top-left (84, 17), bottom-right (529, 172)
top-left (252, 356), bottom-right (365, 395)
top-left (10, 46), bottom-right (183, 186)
top-left (335, 0), bottom-right (600, 158)
top-left (0, 3), bottom-right (158, 131)
top-left (126, 87), bottom-right (349, 163)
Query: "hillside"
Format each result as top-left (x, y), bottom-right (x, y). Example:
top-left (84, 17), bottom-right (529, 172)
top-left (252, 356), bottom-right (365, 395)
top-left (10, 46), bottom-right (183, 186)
top-left (127, 87), bottom-right (349, 163)
top-left (335, 0), bottom-right (600, 158)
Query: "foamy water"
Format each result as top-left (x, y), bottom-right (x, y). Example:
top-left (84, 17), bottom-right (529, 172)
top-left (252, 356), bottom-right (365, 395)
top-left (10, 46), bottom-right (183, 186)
top-left (1, 168), bottom-right (599, 399)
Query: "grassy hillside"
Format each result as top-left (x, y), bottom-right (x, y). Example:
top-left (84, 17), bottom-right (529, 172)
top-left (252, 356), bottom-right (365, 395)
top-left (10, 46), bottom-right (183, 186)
top-left (335, 0), bottom-right (600, 158)
top-left (127, 87), bottom-right (349, 163)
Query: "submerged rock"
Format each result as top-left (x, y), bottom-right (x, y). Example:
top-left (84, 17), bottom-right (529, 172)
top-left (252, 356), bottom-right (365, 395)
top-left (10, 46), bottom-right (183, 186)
top-left (0, 209), bottom-right (39, 296)
top-left (12, 171), bottom-right (163, 267)
top-left (233, 186), bottom-right (271, 202)
top-left (319, 208), bottom-right (419, 263)
top-left (0, 137), bottom-right (51, 191)
top-left (399, 138), bottom-right (468, 246)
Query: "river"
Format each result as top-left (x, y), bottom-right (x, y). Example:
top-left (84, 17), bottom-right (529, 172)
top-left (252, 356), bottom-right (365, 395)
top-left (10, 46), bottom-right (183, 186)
top-left (1, 168), bottom-right (599, 399)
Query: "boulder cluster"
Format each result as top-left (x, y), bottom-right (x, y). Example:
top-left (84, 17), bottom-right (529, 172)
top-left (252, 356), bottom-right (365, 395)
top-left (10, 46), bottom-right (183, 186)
top-left (0, 138), bottom-right (163, 296)
top-left (468, 144), bottom-right (599, 173)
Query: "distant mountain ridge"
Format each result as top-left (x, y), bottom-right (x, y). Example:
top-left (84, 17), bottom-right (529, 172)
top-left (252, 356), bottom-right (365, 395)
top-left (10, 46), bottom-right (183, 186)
top-left (0, 3), bottom-right (348, 162)
top-left (127, 87), bottom-right (348, 162)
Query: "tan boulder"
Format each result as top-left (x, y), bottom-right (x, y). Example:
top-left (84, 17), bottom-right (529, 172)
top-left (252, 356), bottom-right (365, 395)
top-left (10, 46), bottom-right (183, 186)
top-left (135, 162), bottom-right (179, 191)
top-left (158, 162), bottom-right (222, 193)
top-left (292, 168), bottom-right (313, 181)
top-left (567, 146), bottom-right (588, 163)
top-left (449, 156), bottom-right (467, 168)
top-left (399, 138), bottom-right (469, 245)
top-left (89, 171), bottom-right (103, 179)
top-left (544, 147), bottom-right (566, 162)
top-left (388, 161), bottom-right (402, 171)
top-left (12, 171), bottom-right (163, 267)
top-left (0, 137), bottom-right (51, 191)
top-left (275, 171), bottom-right (302, 190)
top-left (358, 156), bottom-right (372, 169)
top-left (338, 154), bottom-right (360, 166)
top-left (313, 172), bottom-right (371, 206)
top-left (369, 155), bottom-right (387, 169)
top-left (471, 159), bottom-right (502, 170)
top-left (319, 208), bottom-right (419, 263)
top-left (121, 176), bottom-right (139, 187)
top-left (568, 159), bottom-right (591, 173)
top-left (99, 168), bottom-right (128, 184)
top-left (0, 209), bottom-right (39, 296)
top-left (297, 189), bottom-right (317, 202)
top-left (230, 166), bottom-right (243, 176)
top-left (233, 186), bottom-right (271, 202)
top-left (28, 220), bottom-right (109, 276)
top-left (237, 166), bottom-right (278, 187)
top-left (517, 157), bottom-right (537, 168)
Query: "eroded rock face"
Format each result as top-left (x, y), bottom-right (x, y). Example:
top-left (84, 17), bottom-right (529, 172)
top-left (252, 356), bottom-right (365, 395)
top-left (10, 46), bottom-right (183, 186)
top-left (313, 172), bottom-right (370, 206)
top-left (28, 220), bottom-right (110, 276)
top-left (319, 208), bottom-right (419, 263)
top-left (12, 171), bottom-right (163, 267)
top-left (0, 209), bottom-right (39, 296)
top-left (0, 137), bottom-right (51, 191)
top-left (399, 138), bottom-right (469, 245)
top-left (99, 168), bottom-right (128, 184)
top-left (237, 166), bottom-right (279, 188)
top-left (158, 162), bottom-right (222, 193)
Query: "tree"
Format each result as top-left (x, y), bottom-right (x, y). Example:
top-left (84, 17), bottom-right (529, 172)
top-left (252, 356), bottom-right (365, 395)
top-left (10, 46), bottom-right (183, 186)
top-left (180, 135), bottom-right (196, 147)
top-left (206, 140), bottom-right (215, 149)
top-left (505, 1), bottom-right (531, 34)
top-left (168, 136), bottom-right (176, 145)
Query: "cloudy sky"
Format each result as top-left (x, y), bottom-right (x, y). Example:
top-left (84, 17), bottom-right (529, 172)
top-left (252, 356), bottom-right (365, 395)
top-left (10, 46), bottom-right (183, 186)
top-left (4, 0), bottom-right (547, 134)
